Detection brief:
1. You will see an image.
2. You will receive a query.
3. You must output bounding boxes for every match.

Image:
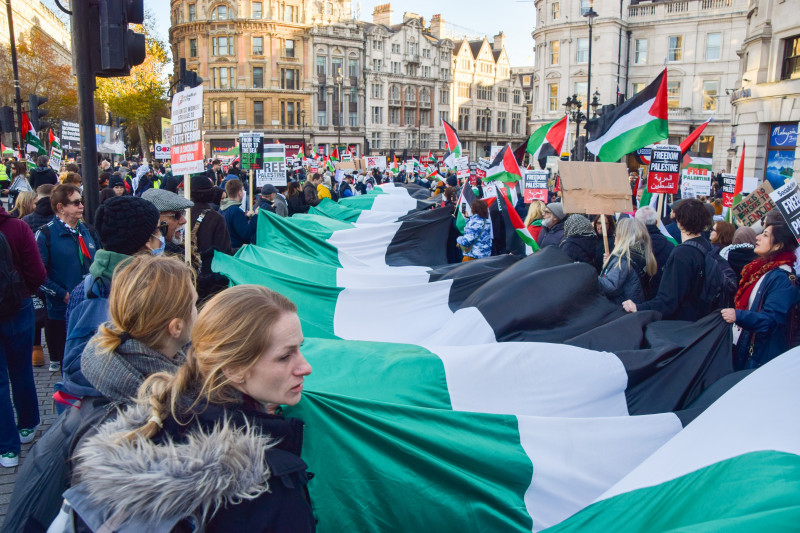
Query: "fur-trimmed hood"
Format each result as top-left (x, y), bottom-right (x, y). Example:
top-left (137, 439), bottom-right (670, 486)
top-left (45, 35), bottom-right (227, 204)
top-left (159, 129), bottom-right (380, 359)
top-left (70, 402), bottom-right (277, 529)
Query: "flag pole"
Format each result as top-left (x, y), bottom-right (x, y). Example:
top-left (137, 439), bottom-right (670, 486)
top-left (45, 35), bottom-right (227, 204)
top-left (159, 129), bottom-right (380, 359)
top-left (656, 193), bottom-right (665, 226)
top-left (184, 173), bottom-right (192, 265)
top-left (600, 215), bottom-right (610, 255)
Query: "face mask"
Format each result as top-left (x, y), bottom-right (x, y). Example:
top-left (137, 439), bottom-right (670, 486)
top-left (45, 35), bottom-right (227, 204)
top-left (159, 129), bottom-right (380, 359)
top-left (151, 234), bottom-right (165, 256)
top-left (172, 227), bottom-right (185, 246)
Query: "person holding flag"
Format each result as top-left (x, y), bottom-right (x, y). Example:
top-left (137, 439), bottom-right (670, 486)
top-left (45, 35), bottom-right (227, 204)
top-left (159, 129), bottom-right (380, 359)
top-left (456, 199), bottom-right (493, 262)
top-left (29, 155), bottom-right (58, 189)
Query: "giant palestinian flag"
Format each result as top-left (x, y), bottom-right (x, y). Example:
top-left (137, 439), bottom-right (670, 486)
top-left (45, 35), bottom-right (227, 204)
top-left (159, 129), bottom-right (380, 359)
top-left (486, 144), bottom-right (523, 182)
top-left (587, 69), bottom-right (669, 162)
top-left (526, 115), bottom-right (569, 169)
top-left (441, 118), bottom-right (462, 158)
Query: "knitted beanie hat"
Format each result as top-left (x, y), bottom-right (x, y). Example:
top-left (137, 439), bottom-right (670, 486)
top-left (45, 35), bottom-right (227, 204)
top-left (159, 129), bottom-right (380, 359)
top-left (108, 174), bottom-right (125, 189)
top-left (94, 196), bottom-right (160, 255)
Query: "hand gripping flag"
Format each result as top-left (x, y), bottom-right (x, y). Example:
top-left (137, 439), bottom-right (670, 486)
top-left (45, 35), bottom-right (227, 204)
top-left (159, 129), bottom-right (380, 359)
top-left (525, 115), bottom-right (569, 169)
top-left (586, 69), bottom-right (668, 162)
top-left (441, 118), bottom-right (462, 158)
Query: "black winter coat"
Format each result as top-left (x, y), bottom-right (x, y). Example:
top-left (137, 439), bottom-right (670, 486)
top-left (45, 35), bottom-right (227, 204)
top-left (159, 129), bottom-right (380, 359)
top-left (537, 221), bottom-right (565, 248)
top-left (28, 166), bottom-right (58, 189)
top-left (726, 245), bottom-right (758, 281)
top-left (646, 224), bottom-right (676, 293)
top-left (22, 197), bottom-right (54, 232)
top-left (560, 235), bottom-right (601, 272)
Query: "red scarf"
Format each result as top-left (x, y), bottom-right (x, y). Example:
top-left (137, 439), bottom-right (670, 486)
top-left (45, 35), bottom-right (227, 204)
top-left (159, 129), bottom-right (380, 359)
top-left (734, 250), bottom-right (796, 310)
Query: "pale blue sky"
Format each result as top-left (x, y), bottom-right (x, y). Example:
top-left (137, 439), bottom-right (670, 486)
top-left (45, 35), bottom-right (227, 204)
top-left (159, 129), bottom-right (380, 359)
top-left (41, 0), bottom-right (537, 66)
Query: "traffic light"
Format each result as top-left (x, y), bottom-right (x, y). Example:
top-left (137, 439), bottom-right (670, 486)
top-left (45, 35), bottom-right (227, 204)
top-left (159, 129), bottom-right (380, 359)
top-left (179, 58), bottom-right (203, 90)
top-left (28, 94), bottom-right (49, 131)
top-left (97, 0), bottom-right (146, 77)
top-left (0, 106), bottom-right (14, 133)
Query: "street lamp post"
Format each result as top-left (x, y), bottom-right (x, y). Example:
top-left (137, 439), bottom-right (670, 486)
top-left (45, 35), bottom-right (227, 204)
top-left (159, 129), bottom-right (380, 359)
top-left (335, 68), bottom-right (343, 154)
top-left (484, 106), bottom-right (491, 157)
top-left (300, 109), bottom-right (306, 156)
top-left (584, 5), bottom-right (599, 161)
top-left (564, 95), bottom-right (585, 161)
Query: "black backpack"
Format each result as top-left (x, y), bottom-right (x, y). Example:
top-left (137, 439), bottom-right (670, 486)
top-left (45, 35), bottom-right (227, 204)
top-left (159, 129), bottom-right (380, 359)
top-left (683, 240), bottom-right (738, 314)
top-left (0, 228), bottom-right (26, 320)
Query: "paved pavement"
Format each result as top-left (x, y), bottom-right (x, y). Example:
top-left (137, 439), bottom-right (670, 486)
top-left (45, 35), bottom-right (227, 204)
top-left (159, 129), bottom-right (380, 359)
top-left (0, 347), bottom-right (61, 525)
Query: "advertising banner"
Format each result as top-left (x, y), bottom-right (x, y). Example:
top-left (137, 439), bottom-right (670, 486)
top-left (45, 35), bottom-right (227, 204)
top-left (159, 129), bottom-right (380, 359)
top-left (154, 144), bottom-right (171, 160)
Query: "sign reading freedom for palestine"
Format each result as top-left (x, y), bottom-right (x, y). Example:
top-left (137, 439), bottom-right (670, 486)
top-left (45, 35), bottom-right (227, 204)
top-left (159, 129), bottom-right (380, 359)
top-left (722, 173), bottom-right (737, 208)
top-left (170, 85), bottom-right (204, 175)
top-left (769, 180), bottom-right (800, 242)
top-left (647, 145), bottom-right (681, 194)
top-left (523, 170), bottom-right (549, 203)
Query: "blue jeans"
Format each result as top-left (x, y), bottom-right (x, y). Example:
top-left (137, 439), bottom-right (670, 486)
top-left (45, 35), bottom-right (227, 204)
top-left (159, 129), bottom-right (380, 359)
top-left (0, 298), bottom-right (40, 455)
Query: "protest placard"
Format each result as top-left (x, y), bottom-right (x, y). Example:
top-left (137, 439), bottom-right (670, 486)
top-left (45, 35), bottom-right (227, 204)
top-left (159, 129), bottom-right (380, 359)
top-left (722, 173), bottom-right (737, 208)
top-left (341, 152), bottom-right (353, 162)
top-left (559, 162), bottom-right (632, 214)
top-left (731, 182), bottom-right (775, 227)
top-left (769, 180), bottom-right (800, 241)
top-left (680, 167), bottom-right (711, 198)
top-left (61, 121), bottom-right (81, 150)
top-left (170, 86), bottom-right (204, 175)
top-left (647, 145), bottom-right (681, 194)
top-left (154, 144), bottom-right (171, 160)
top-left (523, 170), bottom-right (549, 203)
top-left (363, 155), bottom-right (386, 170)
top-left (255, 144), bottom-right (287, 187)
top-left (239, 133), bottom-right (264, 170)
top-left (49, 146), bottom-right (62, 171)
top-left (743, 177), bottom-right (759, 194)
top-left (454, 156), bottom-right (469, 170)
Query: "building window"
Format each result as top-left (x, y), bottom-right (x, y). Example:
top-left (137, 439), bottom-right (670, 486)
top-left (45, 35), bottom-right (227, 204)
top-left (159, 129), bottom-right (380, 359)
top-left (706, 33), bottom-right (721, 61)
top-left (552, 1), bottom-right (560, 19)
top-left (390, 132), bottom-right (399, 149)
top-left (423, 48), bottom-right (431, 59)
top-left (668, 35), bottom-right (682, 62)
top-left (318, 110), bottom-right (327, 126)
top-left (372, 59), bottom-right (382, 71)
top-left (457, 82), bottom-right (470, 99)
top-left (574, 82), bottom-right (587, 111)
top-left (347, 58), bottom-right (358, 78)
top-left (317, 56), bottom-right (326, 76)
top-left (634, 38), bottom-right (647, 65)
top-left (458, 107), bottom-right (469, 130)
top-left (392, 43), bottom-right (400, 53)
top-left (253, 67), bottom-right (264, 88)
top-left (372, 39), bottom-right (382, 50)
top-left (212, 100), bottom-right (235, 126)
top-left (632, 82), bottom-right (646, 95)
top-left (253, 101), bottom-right (264, 126)
top-left (579, 0), bottom-right (591, 15)
top-left (252, 1), bottom-right (262, 18)
top-left (440, 68), bottom-right (449, 79)
top-left (420, 109), bottom-right (430, 126)
top-left (285, 39), bottom-right (295, 58)
top-left (439, 134), bottom-right (446, 150)
top-left (372, 83), bottom-right (383, 98)
top-left (460, 58), bottom-right (471, 70)
top-left (420, 133), bottom-right (429, 148)
top-left (404, 86), bottom-right (416, 102)
top-left (350, 111), bottom-right (357, 127)
top-left (667, 81), bottom-right (680, 108)
top-left (212, 36), bottom-right (233, 56)
top-left (211, 67), bottom-right (235, 89)
top-left (512, 112), bottom-right (522, 134)
top-left (420, 88), bottom-right (430, 104)
top-left (331, 57), bottom-right (343, 77)
top-left (550, 40), bottom-right (559, 65)
top-left (389, 108), bottom-right (400, 124)
top-left (766, 123), bottom-right (798, 183)
top-left (781, 36), bottom-right (800, 80)
top-left (189, 39), bottom-right (197, 58)
top-left (188, 4), bottom-right (196, 21)
top-left (548, 83), bottom-right (558, 112)
top-left (404, 108), bottom-right (415, 126)
top-left (576, 38), bottom-right (588, 63)
top-left (497, 111), bottom-right (507, 133)
top-left (498, 87), bottom-right (508, 103)
top-left (391, 61), bottom-right (401, 74)
top-left (439, 111), bottom-right (449, 123)
top-left (697, 135), bottom-right (714, 157)
top-left (702, 80), bottom-right (718, 111)
top-left (513, 89), bottom-right (521, 104)
top-left (371, 132), bottom-right (381, 149)
top-left (477, 109), bottom-right (491, 132)
top-left (407, 133), bottom-right (416, 148)
top-left (211, 5), bottom-right (229, 20)
top-left (439, 88), bottom-right (449, 105)
top-left (422, 66), bottom-right (431, 78)
top-left (281, 68), bottom-right (299, 90)
top-left (282, 4), bottom-right (298, 22)
top-left (280, 101), bottom-right (301, 126)
top-left (477, 85), bottom-right (493, 101)
top-left (252, 37), bottom-right (263, 55)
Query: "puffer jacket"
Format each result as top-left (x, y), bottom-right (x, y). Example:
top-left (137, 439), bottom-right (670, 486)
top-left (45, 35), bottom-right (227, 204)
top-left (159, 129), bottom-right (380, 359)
top-left (456, 215), bottom-right (493, 259)
top-left (599, 251), bottom-right (648, 305)
top-left (560, 235), bottom-right (600, 272)
top-left (66, 399), bottom-right (314, 532)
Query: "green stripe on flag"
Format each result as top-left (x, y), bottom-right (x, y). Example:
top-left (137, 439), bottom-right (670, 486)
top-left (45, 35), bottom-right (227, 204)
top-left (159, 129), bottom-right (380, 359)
top-left (309, 198), bottom-right (364, 223)
top-left (256, 209), bottom-right (342, 266)
top-left (596, 119), bottom-right (668, 163)
top-left (338, 195), bottom-right (379, 210)
top-left (546, 451), bottom-right (800, 532)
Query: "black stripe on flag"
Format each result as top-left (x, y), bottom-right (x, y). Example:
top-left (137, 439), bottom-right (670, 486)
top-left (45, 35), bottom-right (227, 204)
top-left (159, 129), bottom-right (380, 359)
top-left (586, 69), bottom-right (665, 141)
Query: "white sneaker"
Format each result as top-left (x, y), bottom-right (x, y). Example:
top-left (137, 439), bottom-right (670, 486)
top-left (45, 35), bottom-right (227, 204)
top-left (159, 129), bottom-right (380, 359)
top-left (49, 361), bottom-right (61, 372)
top-left (19, 426), bottom-right (38, 444)
top-left (0, 452), bottom-right (18, 468)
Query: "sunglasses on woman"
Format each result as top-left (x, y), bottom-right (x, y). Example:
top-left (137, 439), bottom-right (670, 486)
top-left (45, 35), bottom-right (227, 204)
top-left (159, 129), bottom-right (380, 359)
top-left (64, 199), bottom-right (84, 207)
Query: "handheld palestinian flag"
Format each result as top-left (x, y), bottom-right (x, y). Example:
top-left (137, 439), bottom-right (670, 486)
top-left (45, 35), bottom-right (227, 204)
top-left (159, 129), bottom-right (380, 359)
top-left (680, 117), bottom-right (712, 155)
top-left (486, 144), bottom-right (523, 182)
top-left (296, 146), bottom-right (305, 160)
top-left (455, 181), bottom-right (478, 234)
top-left (526, 115), bottom-right (569, 169)
top-left (390, 154), bottom-right (399, 175)
top-left (441, 118), bottom-right (462, 158)
top-left (21, 111), bottom-right (45, 155)
top-left (310, 147), bottom-right (319, 160)
top-left (725, 143), bottom-right (745, 223)
top-left (426, 150), bottom-right (435, 164)
top-left (48, 128), bottom-right (56, 145)
top-left (587, 69), bottom-right (668, 162)
top-left (331, 147), bottom-right (340, 162)
top-left (498, 184), bottom-right (539, 253)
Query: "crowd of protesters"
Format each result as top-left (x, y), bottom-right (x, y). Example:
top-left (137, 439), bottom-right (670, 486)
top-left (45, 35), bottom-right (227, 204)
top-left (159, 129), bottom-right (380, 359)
top-left (0, 150), bottom-right (799, 532)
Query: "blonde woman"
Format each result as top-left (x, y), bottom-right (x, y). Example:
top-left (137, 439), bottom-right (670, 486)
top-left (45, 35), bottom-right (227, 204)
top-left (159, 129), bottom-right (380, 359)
top-left (599, 218), bottom-right (657, 305)
top-left (67, 285), bottom-right (314, 532)
top-left (10, 190), bottom-right (37, 219)
top-left (523, 199), bottom-right (546, 242)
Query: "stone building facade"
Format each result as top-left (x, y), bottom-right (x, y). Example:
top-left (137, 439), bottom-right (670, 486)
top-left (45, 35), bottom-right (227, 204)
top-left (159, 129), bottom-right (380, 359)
top-left (0, 0), bottom-right (71, 67)
top-left (531, 0), bottom-right (748, 169)
top-left (730, 0), bottom-right (800, 185)
top-left (169, 0), bottom-right (353, 157)
top-left (359, 6), bottom-right (454, 158)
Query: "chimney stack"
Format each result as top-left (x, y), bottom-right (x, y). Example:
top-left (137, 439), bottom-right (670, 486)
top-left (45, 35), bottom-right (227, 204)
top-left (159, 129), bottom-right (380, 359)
top-left (372, 3), bottom-right (393, 26)
top-left (492, 32), bottom-right (506, 52)
top-left (430, 14), bottom-right (445, 39)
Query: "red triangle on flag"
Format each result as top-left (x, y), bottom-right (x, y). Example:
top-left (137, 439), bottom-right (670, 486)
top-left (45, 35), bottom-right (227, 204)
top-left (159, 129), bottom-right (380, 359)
top-left (648, 68), bottom-right (669, 121)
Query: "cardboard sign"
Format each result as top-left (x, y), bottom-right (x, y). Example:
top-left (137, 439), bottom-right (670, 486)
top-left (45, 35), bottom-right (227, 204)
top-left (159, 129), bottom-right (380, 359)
top-left (647, 145), bottom-right (681, 194)
top-left (240, 133), bottom-right (264, 170)
top-left (722, 173), bottom-right (737, 208)
top-left (559, 162), bottom-right (632, 215)
top-left (732, 182), bottom-right (775, 227)
top-left (680, 168), bottom-right (711, 198)
top-left (256, 144), bottom-right (287, 187)
top-left (154, 143), bottom-right (171, 160)
top-left (523, 170), bottom-right (549, 203)
top-left (363, 155), bottom-right (387, 170)
top-left (769, 180), bottom-right (800, 241)
top-left (743, 177), bottom-right (759, 194)
top-left (170, 85), bottom-right (204, 175)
